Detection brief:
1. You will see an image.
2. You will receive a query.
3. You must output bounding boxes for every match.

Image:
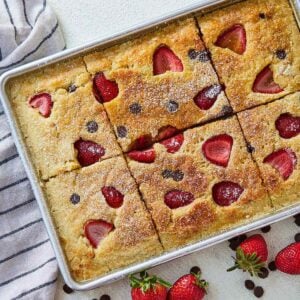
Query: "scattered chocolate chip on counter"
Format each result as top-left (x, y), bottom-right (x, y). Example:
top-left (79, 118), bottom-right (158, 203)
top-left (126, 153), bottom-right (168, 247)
top-left (268, 261), bottom-right (277, 271)
top-left (100, 295), bottom-right (111, 300)
top-left (261, 225), bottom-right (271, 233)
top-left (228, 234), bottom-right (247, 251)
top-left (258, 267), bottom-right (269, 279)
top-left (190, 266), bottom-right (201, 275)
top-left (245, 279), bottom-right (255, 290)
top-left (63, 284), bottom-right (74, 294)
top-left (295, 233), bottom-right (300, 242)
top-left (254, 286), bottom-right (264, 298)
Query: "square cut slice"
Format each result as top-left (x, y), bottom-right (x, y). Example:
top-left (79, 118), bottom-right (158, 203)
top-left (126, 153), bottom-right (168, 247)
top-left (197, 0), bottom-right (300, 111)
top-left (84, 18), bottom-right (231, 152)
top-left (7, 57), bottom-right (90, 100)
top-left (45, 156), bottom-right (163, 282)
top-left (238, 92), bottom-right (300, 208)
top-left (12, 83), bottom-right (121, 179)
top-left (126, 116), bottom-right (271, 250)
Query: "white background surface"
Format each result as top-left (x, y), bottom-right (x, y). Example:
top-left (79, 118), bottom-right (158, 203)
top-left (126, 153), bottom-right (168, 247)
top-left (49, 0), bottom-right (300, 299)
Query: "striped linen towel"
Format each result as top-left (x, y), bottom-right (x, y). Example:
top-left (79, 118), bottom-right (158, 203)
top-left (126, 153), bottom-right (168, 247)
top-left (0, 1), bottom-right (65, 299)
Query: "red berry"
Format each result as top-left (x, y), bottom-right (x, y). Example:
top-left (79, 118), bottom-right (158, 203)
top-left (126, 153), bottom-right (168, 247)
top-left (202, 134), bottom-right (233, 167)
top-left (275, 242), bottom-right (300, 275)
top-left (164, 190), bottom-right (194, 209)
top-left (28, 93), bottom-right (53, 117)
top-left (252, 65), bottom-right (283, 94)
top-left (193, 84), bottom-right (222, 110)
top-left (153, 46), bottom-right (183, 75)
top-left (160, 134), bottom-right (184, 153)
top-left (101, 186), bottom-right (124, 208)
top-left (212, 181), bottom-right (243, 206)
top-left (168, 274), bottom-right (207, 300)
top-left (84, 219), bottom-right (114, 248)
top-left (239, 234), bottom-right (268, 262)
top-left (263, 148), bottom-right (297, 180)
top-left (275, 113), bottom-right (300, 139)
top-left (132, 135), bottom-right (153, 150)
top-left (93, 72), bottom-right (119, 103)
top-left (156, 126), bottom-right (179, 141)
top-left (74, 139), bottom-right (105, 167)
top-left (128, 148), bottom-right (156, 163)
top-left (215, 24), bottom-right (246, 55)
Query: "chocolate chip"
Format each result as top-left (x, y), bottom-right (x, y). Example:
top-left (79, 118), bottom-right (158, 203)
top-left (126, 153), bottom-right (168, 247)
top-left (254, 286), bottom-right (264, 298)
top-left (294, 213), bottom-right (300, 219)
top-left (117, 125), bottom-right (127, 138)
top-left (245, 279), bottom-right (255, 290)
top-left (268, 261), bottom-right (277, 271)
top-left (188, 49), bottom-right (198, 59)
top-left (228, 234), bottom-right (247, 250)
top-left (261, 225), bottom-right (271, 233)
top-left (295, 233), bottom-right (300, 242)
top-left (220, 105), bottom-right (233, 118)
top-left (259, 13), bottom-right (266, 19)
top-left (86, 121), bottom-right (98, 133)
top-left (246, 143), bottom-right (255, 153)
top-left (100, 295), bottom-right (111, 300)
top-left (162, 169), bottom-right (173, 179)
top-left (198, 50), bottom-right (210, 62)
top-left (276, 49), bottom-right (287, 60)
top-left (68, 84), bottom-right (77, 93)
top-left (63, 284), bottom-right (74, 294)
top-left (172, 170), bottom-right (184, 182)
top-left (70, 193), bottom-right (80, 205)
top-left (166, 100), bottom-right (179, 113)
top-left (129, 103), bottom-right (142, 114)
top-left (295, 218), bottom-right (300, 226)
top-left (190, 266), bottom-right (201, 274)
top-left (258, 267), bottom-right (269, 279)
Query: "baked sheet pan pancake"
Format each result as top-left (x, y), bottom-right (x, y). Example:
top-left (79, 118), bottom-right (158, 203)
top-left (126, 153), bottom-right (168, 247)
top-left (0, 0), bottom-right (299, 291)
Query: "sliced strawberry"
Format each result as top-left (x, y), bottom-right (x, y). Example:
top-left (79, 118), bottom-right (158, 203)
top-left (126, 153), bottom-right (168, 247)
top-left (28, 93), bottom-right (53, 117)
top-left (212, 181), bottom-right (244, 206)
top-left (263, 148), bottom-right (297, 180)
top-left (164, 189), bottom-right (195, 209)
top-left (193, 84), bottom-right (222, 110)
top-left (252, 66), bottom-right (283, 94)
top-left (275, 113), bottom-right (300, 139)
top-left (74, 139), bottom-right (105, 167)
top-left (127, 148), bottom-right (155, 163)
top-left (93, 72), bottom-right (119, 103)
top-left (160, 133), bottom-right (184, 153)
top-left (156, 125), bottom-right (179, 140)
top-left (84, 219), bottom-right (114, 248)
top-left (202, 134), bottom-right (233, 167)
top-left (101, 186), bottom-right (124, 208)
top-left (131, 135), bottom-right (153, 150)
top-left (215, 24), bottom-right (246, 55)
top-left (153, 45), bottom-right (183, 75)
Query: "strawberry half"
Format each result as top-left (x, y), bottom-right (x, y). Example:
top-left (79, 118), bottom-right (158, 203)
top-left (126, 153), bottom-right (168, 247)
top-left (156, 126), bottom-right (179, 141)
top-left (84, 219), bottom-right (114, 248)
top-left (28, 93), bottom-right (53, 117)
top-left (74, 139), bottom-right (105, 167)
top-left (167, 273), bottom-right (208, 300)
top-left (228, 234), bottom-right (268, 276)
top-left (193, 84), bottom-right (222, 110)
top-left (153, 46), bottom-right (183, 75)
top-left (93, 72), bottom-right (119, 103)
top-left (215, 24), bottom-right (246, 55)
top-left (101, 186), bottom-right (124, 208)
top-left (275, 113), bottom-right (300, 139)
top-left (202, 134), bottom-right (233, 167)
top-left (160, 134), bottom-right (184, 153)
top-left (275, 242), bottom-right (300, 275)
top-left (128, 148), bottom-right (156, 163)
top-left (252, 65), bottom-right (283, 94)
top-left (263, 148), bottom-right (297, 180)
top-left (164, 189), bottom-right (195, 209)
top-left (132, 135), bottom-right (153, 151)
top-left (212, 181), bottom-right (243, 206)
top-left (130, 271), bottom-right (171, 300)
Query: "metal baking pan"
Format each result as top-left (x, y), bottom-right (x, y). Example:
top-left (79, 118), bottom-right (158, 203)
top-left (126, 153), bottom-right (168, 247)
top-left (0, 0), bottom-right (299, 291)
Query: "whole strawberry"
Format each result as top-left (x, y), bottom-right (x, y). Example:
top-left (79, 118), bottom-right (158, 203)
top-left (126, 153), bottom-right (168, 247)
top-left (275, 242), bottom-right (300, 275)
top-left (227, 234), bottom-right (268, 276)
top-left (167, 273), bottom-right (208, 300)
top-left (130, 271), bottom-right (171, 300)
